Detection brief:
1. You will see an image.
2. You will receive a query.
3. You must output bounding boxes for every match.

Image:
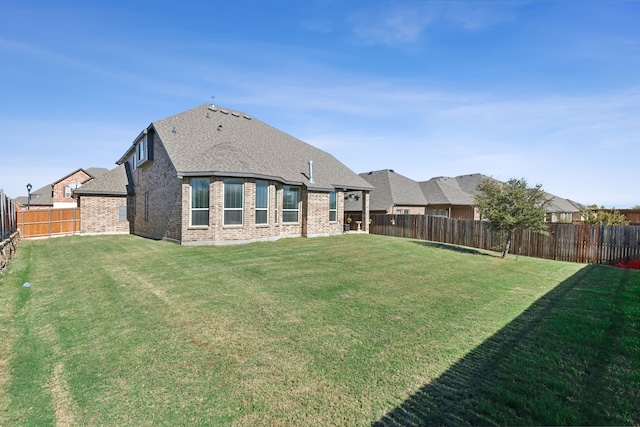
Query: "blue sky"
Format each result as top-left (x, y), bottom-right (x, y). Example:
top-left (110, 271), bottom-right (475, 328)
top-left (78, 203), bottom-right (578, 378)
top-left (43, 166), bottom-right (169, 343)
top-left (1, 1), bottom-right (639, 207)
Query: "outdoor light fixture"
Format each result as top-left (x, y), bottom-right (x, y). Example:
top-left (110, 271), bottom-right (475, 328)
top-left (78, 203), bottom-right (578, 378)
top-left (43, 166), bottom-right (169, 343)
top-left (26, 183), bottom-right (32, 210)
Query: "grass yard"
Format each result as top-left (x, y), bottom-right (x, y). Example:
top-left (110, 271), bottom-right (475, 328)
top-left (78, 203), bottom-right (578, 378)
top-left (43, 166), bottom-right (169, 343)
top-left (0, 234), bottom-right (638, 426)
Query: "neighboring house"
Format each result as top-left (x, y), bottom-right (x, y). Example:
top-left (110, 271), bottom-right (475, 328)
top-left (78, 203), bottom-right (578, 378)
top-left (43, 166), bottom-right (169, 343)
top-left (73, 164), bottom-right (130, 235)
top-left (418, 174), bottom-right (486, 220)
top-left (348, 170), bottom-right (582, 222)
top-left (544, 195), bottom-right (584, 223)
top-left (345, 169), bottom-right (427, 215)
top-left (16, 167), bottom-right (109, 210)
top-left (86, 104), bottom-right (373, 245)
top-left (345, 170), bottom-right (483, 220)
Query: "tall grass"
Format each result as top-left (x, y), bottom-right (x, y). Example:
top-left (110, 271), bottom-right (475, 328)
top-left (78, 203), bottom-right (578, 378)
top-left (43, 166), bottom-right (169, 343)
top-left (0, 234), bottom-right (637, 426)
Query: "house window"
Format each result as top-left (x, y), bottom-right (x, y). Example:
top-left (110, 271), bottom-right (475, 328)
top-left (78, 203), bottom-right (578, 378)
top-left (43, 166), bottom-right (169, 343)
top-left (224, 179), bottom-right (243, 225)
top-left (119, 205), bottom-right (127, 222)
top-left (191, 178), bottom-right (210, 226)
top-left (65, 183), bottom-right (82, 198)
top-left (135, 135), bottom-right (150, 168)
top-left (283, 186), bottom-right (300, 223)
top-left (432, 209), bottom-right (447, 217)
top-left (255, 180), bottom-right (268, 225)
top-left (329, 191), bottom-right (337, 222)
top-left (396, 209), bottom-right (409, 215)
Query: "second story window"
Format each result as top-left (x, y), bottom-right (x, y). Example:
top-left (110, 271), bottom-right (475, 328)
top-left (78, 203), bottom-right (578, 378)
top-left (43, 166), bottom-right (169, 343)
top-left (65, 183), bottom-right (81, 198)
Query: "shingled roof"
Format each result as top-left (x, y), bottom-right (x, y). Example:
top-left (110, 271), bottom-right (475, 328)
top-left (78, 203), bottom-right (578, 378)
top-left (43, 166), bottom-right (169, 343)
top-left (119, 104), bottom-right (373, 192)
top-left (349, 169), bottom-right (427, 211)
top-left (73, 164), bottom-right (129, 197)
top-left (419, 173), bottom-right (489, 205)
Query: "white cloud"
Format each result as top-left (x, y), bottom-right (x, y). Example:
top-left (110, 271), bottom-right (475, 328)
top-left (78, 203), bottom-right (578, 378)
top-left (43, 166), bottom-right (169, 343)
top-left (347, 1), bottom-right (522, 46)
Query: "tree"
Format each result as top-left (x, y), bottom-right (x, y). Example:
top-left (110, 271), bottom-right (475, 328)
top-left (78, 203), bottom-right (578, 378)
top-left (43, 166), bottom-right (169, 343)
top-left (474, 177), bottom-right (551, 258)
top-left (579, 205), bottom-right (629, 226)
top-left (632, 205), bottom-right (640, 210)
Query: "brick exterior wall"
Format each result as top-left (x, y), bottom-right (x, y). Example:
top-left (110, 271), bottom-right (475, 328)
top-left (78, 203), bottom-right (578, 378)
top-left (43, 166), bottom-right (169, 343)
top-left (54, 170), bottom-right (92, 207)
top-left (124, 133), bottom-right (355, 245)
top-left (128, 133), bottom-right (183, 243)
top-left (80, 195), bottom-right (129, 234)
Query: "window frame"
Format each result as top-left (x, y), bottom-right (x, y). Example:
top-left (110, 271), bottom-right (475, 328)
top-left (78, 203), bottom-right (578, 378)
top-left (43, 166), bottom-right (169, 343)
top-left (223, 179), bottom-right (244, 226)
top-left (135, 135), bottom-right (149, 168)
top-left (255, 180), bottom-right (269, 225)
top-left (329, 191), bottom-right (337, 222)
top-left (190, 178), bottom-right (210, 227)
top-left (282, 185), bottom-right (300, 223)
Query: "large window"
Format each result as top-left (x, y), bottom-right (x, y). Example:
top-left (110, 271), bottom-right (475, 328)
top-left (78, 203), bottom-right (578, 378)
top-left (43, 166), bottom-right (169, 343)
top-left (224, 179), bottom-right (244, 225)
top-left (191, 178), bottom-right (210, 226)
top-left (329, 191), bottom-right (337, 222)
top-left (283, 186), bottom-right (300, 223)
top-left (255, 181), bottom-right (268, 225)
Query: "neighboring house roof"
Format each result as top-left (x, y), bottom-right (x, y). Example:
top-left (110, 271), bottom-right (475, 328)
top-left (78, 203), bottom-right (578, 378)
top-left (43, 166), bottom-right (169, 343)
top-left (73, 165), bottom-right (129, 197)
top-left (15, 167), bottom-right (112, 206)
top-left (545, 194), bottom-right (584, 213)
top-left (15, 183), bottom-right (53, 206)
top-left (347, 169), bottom-right (426, 211)
top-left (419, 173), bottom-right (490, 205)
top-left (119, 104), bottom-right (374, 192)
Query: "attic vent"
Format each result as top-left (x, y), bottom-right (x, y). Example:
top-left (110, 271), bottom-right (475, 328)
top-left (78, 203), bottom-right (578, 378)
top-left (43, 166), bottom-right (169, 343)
top-left (231, 112), bottom-right (240, 117)
top-left (217, 125), bottom-right (223, 131)
top-left (208, 105), bottom-right (217, 111)
top-left (220, 109), bottom-right (229, 114)
top-left (389, 169), bottom-right (394, 173)
top-left (243, 115), bottom-right (252, 120)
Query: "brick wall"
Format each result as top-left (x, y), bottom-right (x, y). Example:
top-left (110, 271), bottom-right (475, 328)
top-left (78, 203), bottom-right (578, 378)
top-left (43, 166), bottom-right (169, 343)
top-left (54, 170), bottom-right (92, 206)
top-left (80, 195), bottom-right (129, 234)
top-left (128, 133), bottom-right (183, 242)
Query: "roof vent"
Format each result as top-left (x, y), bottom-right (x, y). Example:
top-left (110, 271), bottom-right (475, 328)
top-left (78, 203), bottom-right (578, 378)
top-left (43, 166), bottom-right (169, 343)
top-left (220, 109), bottom-right (229, 114)
top-left (308, 160), bottom-right (315, 184)
top-left (217, 125), bottom-right (223, 131)
top-left (389, 169), bottom-right (394, 173)
top-left (231, 112), bottom-right (240, 117)
top-left (208, 105), bottom-right (217, 111)
top-left (243, 115), bottom-right (252, 120)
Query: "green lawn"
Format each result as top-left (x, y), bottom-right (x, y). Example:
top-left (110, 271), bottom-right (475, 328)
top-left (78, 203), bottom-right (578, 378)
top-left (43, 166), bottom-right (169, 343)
top-left (0, 234), bottom-right (638, 426)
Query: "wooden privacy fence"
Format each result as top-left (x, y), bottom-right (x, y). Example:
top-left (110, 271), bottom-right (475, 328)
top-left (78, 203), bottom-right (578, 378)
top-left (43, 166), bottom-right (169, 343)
top-left (19, 208), bottom-right (81, 238)
top-left (369, 214), bottom-right (640, 265)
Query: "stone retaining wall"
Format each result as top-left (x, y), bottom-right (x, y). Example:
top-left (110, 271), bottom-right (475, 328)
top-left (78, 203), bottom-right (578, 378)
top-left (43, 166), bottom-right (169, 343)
top-left (0, 232), bottom-right (20, 273)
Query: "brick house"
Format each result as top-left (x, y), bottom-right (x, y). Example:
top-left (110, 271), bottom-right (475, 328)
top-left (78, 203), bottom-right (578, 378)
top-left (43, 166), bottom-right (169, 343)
top-left (16, 168), bottom-right (109, 210)
top-left (347, 170), bottom-right (583, 222)
top-left (346, 169), bottom-right (428, 216)
top-left (73, 164), bottom-right (130, 235)
top-left (345, 169), bottom-right (482, 220)
top-left (79, 104), bottom-right (373, 244)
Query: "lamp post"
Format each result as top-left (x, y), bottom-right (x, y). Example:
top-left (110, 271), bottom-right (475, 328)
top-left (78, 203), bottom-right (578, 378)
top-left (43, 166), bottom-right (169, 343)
top-left (26, 183), bottom-right (32, 210)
